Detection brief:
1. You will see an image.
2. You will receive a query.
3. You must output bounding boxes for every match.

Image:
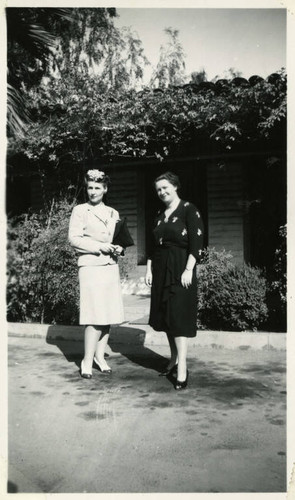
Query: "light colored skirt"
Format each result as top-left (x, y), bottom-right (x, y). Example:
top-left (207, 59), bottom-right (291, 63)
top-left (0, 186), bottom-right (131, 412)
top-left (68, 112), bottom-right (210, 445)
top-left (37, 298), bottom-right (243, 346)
top-left (79, 264), bottom-right (124, 325)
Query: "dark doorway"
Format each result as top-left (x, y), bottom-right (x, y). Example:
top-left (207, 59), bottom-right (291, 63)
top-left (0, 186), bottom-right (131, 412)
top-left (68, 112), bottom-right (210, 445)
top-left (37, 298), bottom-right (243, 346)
top-left (246, 157), bottom-right (286, 270)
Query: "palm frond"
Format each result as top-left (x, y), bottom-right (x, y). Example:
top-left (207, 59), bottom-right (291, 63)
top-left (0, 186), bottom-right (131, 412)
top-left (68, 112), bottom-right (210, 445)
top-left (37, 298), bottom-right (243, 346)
top-left (7, 83), bottom-right (30, 138)
top-left (28, 24), bottom-right (57, 51)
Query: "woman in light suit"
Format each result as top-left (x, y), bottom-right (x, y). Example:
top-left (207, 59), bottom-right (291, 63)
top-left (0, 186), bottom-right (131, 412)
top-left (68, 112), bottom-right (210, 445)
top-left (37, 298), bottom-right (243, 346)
top-left (69, 169), bottom-right (125, 379)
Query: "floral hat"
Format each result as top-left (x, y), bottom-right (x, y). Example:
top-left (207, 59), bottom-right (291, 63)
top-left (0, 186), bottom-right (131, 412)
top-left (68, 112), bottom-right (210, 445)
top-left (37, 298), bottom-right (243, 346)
top-left (86, 169), bottom-right (106, 181)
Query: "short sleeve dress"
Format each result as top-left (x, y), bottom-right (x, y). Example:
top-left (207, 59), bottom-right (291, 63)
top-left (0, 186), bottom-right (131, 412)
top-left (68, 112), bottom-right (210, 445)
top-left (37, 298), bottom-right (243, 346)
top-left (148, 200), bottom-right (204, 337)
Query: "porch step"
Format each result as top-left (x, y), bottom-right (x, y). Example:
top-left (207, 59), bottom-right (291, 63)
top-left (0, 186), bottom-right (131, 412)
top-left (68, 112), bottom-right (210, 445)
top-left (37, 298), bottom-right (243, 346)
top-left (122, 294), bottom-right (150, 323)
top-left (7, 321), bottom-right (286, 350)
top-left (121, 265), bottom-right (150, 296)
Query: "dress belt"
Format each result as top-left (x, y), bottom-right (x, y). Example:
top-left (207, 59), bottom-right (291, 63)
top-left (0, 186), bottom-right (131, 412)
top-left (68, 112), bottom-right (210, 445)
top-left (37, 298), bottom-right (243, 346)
top-left (156, 241), bottom-right (187, 250)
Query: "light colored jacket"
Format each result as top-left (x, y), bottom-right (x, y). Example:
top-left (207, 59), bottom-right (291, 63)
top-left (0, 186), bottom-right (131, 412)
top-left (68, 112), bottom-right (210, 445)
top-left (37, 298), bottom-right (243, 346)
top-left (68, 202), bottom-right (120, 267)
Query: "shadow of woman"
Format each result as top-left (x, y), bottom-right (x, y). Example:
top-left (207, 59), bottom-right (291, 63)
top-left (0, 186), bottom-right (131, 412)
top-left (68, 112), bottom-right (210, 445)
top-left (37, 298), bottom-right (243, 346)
top-left (109, 325), bottom-right (168, 373)
top-left (46, 326), bottom-right (84, 372)
top-left (45, 324), bottom-right (169, 375)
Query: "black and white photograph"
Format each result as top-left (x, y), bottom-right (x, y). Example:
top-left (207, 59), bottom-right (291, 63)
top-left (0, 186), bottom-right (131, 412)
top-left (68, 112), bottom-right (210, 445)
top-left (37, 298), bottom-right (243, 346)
top-left (3, 0), bottom-right (293, 496)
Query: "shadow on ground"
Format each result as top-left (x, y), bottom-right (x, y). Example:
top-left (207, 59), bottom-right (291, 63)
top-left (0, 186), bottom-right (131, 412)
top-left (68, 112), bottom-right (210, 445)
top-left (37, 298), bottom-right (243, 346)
top-left (45, 325), bottom-right (170, 378)
top-left (43, 324), bottom-right (287, 402)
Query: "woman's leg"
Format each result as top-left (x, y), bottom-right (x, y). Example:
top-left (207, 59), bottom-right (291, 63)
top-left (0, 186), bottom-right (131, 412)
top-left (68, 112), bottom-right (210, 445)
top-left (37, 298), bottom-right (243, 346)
top-left (175, 336), bottom-right (188, 382)
top-left (166, 334), bottom-right (178, 369)
top-left (83, 325), bottom-right (102, 373)
top-left (94, 325), bottom-right (111, 370)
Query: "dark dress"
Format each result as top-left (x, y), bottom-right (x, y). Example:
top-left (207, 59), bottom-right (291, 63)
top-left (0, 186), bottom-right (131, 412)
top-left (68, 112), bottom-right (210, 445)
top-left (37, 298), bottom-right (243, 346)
top-left (148, 200), bottom-right (204, 337)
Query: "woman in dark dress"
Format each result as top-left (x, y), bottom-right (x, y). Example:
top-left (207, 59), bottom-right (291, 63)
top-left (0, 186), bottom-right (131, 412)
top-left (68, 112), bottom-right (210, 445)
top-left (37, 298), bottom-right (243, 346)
top-left (145, 172), bottom-right (204, 390)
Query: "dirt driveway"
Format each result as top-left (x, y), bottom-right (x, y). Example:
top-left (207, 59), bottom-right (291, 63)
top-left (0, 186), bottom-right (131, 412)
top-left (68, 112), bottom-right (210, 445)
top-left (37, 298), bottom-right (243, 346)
top-left (8, 336), bottom-right (286, 493)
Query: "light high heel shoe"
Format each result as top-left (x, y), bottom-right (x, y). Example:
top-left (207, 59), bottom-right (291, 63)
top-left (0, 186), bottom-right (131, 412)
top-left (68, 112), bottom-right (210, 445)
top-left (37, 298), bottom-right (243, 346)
top-left (93, 357), bottom-right (112, 374)
top-left (80, 359), bottom-right (92, 379)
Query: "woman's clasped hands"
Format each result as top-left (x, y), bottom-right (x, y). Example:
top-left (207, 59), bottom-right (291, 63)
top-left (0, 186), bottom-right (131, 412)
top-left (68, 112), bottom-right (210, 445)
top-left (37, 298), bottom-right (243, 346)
top-left (99, 242), bottom-right (123, 256)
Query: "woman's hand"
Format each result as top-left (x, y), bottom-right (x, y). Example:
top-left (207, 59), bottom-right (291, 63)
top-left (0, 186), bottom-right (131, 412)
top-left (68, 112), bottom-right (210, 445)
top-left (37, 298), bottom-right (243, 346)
top-left (145, 270), bottom-right (153, 287)
top-left (112, 245), bottom-right (124, 256)
top-left (99, 242), bottom-right (116, 254)
top-left (181, 269), bottom-right (193, 288)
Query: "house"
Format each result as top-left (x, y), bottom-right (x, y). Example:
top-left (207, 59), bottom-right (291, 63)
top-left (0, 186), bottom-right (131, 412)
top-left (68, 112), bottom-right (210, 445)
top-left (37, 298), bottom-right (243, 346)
top-left (6, 74), bottom-right (286, 273)
top-left (104, 150), bottom-right (286, 272)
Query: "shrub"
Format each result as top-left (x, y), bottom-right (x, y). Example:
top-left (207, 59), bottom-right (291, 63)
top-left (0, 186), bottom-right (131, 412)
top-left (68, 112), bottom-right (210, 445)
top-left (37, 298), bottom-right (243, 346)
top-left (7, 198), bottom-right (135, 325)
top-left (266, 224), bottom-right (287, 331)
top-left (118, 252), bottom-right (136, 280)
top-left (197, 248), bottom-right (268, 331)
top-left (7, 199), bottom-right (79, 324)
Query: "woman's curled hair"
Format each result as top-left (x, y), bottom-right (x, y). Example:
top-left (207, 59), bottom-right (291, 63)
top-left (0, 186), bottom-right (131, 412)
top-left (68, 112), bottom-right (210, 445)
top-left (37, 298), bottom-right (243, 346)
top-left (154, 171), bottom-right (181, 190)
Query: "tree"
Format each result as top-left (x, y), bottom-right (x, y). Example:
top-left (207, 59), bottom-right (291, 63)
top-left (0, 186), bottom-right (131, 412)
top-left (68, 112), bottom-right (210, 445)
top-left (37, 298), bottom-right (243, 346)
top-left (121, 27), bottom-right (150, 90)
top-left (99, 25), bottom-right (149, 91)
top-left (6, 8), bottom-right (150, 137)
top-left (7, 8), bottom-right (118, 86)
top-left (212, 67), bottom-right (243, 82)
top-left (6, 8), bottom-right (120, 138)
top-left (150, 27), bottom-right (186, 88)
top-left (224, 67), bottom-right (243, 79)
top-left (190, 69), bottom-right (207, 84)
top-left (6, 7), bottom-right (74, 137)
top-left (49, 8), bottom-right (118, 76)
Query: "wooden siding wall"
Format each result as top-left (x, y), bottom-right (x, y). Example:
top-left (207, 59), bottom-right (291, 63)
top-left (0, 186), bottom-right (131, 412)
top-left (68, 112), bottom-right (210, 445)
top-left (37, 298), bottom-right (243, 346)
top-left (207, 162), bottom-right (245, 264)
top-left (28, 162), bottom-right (247, 267)
top-left (107, 167), bottom-right (138, 266)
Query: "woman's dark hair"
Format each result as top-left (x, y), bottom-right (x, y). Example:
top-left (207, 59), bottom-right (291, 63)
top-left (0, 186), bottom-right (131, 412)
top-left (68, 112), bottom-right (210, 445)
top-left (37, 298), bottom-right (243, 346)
top-left (154, 171), bottom-right (181, 190)
top-left (84, 169), bottom-right (110, 187)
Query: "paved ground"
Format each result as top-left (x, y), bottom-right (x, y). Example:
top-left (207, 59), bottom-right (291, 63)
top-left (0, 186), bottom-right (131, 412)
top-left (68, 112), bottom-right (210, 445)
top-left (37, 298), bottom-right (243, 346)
top-left (8, 336), bottom-right (286, 494)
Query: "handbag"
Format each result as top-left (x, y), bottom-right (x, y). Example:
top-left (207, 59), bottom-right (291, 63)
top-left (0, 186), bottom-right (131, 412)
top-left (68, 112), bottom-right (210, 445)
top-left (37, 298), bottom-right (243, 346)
top-left (112, 218), bottom-right (134, 248)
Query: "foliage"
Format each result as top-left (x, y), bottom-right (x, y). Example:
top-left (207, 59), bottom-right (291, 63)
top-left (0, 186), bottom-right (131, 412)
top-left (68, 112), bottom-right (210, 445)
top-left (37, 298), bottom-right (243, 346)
top-left (272, 225), bottom-right (287, 304)
top-left (6, 8), bottom-right (117, 89)
top-left (7, 8), bottom-right (149, 139)
top-left (7, 83), bottom-right (29, 138)
top-left (10, 68), bottom-right (286, 172)
top-left (216, 67), bottom-right (242, 81)
top-left (7, 197), bottom-right (134, 324)
top-left (99, 25), bottom-right (150, 91)
top-left (150, 27), bottom-right (186, 88)
top-left (197, 248), bottom-right (268, 331)
top-left (7, 198), bottom-right (79, 324)
top-left (6, 7), bottom-right (75, 137)
top-left (51, 8), bottom-right (118, 75)
top-left (266, 224), bottom-right (287, 331)
top-left (118, 252), bottom-right (137, 281)
top-left (190, 69), bottom-right (207, 84)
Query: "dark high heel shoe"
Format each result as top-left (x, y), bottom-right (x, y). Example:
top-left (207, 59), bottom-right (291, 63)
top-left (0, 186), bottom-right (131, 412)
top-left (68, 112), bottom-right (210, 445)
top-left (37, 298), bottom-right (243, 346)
top-left (94, 356), bottom-right (112, 374)
top-left (175, 370), bottom-right (189, 390)
top-left (80, 360), bottom-right (92, 379)
top-left (159, 364), bottom-right (177, 377)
